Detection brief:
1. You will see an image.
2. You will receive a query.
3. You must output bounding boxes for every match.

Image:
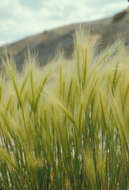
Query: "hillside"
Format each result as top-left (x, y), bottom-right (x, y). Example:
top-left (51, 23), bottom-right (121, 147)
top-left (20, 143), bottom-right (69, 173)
top-left (0, 8), bottom-right (129, 69)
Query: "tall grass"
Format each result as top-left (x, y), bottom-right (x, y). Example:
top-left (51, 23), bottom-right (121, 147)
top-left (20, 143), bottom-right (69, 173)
top-left (0, 30), bottom-right (129, 190)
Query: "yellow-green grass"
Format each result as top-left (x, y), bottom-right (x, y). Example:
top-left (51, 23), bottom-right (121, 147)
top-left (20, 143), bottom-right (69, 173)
top-left (0, 30), bottom-right (129, 190)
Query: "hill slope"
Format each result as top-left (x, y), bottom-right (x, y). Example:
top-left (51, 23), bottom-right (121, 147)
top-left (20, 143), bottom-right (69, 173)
top-left (0, 8), bottom-right (129, 69)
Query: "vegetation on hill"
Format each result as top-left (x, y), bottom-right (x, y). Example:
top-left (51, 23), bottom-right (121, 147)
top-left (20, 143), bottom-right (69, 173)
top-left (0, 30), bottom-right (129, 190)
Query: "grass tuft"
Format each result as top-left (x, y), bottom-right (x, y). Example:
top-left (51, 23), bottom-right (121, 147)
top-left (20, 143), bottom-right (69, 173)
top-left (0, 30), bottom-right (129, 190)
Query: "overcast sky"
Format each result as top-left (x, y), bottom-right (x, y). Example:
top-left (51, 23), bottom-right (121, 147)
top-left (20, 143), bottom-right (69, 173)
top-left (0, 0), bottom-right (128, 46)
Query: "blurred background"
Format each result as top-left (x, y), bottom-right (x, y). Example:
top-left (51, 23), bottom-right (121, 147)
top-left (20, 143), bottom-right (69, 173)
top-left (0, 0), bottom-right (128, 45)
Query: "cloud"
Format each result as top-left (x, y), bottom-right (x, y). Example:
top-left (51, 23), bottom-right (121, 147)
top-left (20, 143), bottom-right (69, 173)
top-left (19, 0), bottom-right (42, 10)
top-left (0, 0), bottom-right (128, 45)
top-left (103, 1), bottom-right (129, 14)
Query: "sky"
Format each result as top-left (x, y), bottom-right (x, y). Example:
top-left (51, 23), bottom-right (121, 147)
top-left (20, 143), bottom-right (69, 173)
top-left (0, 0), bottom-right (129, 46)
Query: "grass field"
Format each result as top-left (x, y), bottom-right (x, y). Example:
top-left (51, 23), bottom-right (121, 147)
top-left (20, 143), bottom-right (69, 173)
top-left (0, 30), bottom-right (129, 190)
